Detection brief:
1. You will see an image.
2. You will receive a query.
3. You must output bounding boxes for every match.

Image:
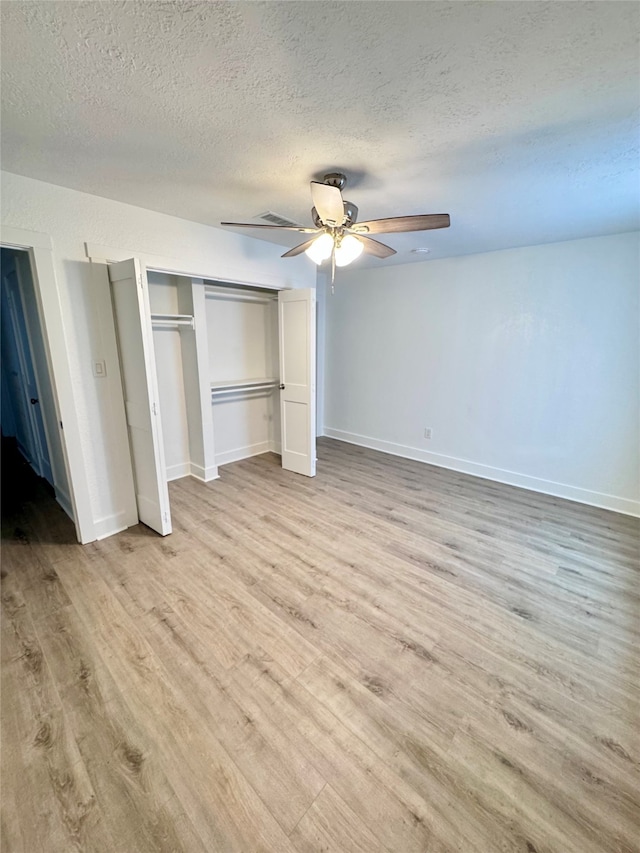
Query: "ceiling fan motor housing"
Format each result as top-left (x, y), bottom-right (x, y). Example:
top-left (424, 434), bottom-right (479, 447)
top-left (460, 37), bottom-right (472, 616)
top-left (342, 201), bottom-right (358, 227)
top-left (323, 172), bottom-right (347, 190)
top-left (312, 200), bottom-right (358, 228)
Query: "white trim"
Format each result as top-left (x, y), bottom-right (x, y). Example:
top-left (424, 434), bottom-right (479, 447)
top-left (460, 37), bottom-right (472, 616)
top-left (85, 243), bottom-right (286, 291)
top-left (93, 508), bottom-right (136, 540)
top-left (166, 461), bottom-right (192, 481)
top-left (55, 487), bottom-right (73, 520)
top-left (189, 462), bottom-right (219, 482)
top-left (323, 428), bottom-right (640, 518)
top-left (1, 226), bottom-right (96, 543)
top-left (166, 461), bottom-right (220, 482)
top-left (0, 226), bottom-right (52, 250)
top-left (216, 441), bottom-right (277, 467)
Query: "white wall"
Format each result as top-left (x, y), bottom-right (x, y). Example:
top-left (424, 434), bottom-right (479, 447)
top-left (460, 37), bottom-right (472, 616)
top-left (324, 232), bottom-right (640, 516)
top-left (1, 171), bottom-right (315, 540)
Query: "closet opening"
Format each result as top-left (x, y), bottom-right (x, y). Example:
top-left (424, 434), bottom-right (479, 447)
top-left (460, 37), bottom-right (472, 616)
top-left (202, 280), bottom-right (281, 469)
top-left (148, 272), bottom-right (283, 480)
top-left (108, 258), bottom-right (316, 537)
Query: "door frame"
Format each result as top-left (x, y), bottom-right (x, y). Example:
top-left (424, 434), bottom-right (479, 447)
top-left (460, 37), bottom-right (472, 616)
top-left (0, 226), bottom-right (94, 544)
top-left (1, 252), bottom-right (51, 479)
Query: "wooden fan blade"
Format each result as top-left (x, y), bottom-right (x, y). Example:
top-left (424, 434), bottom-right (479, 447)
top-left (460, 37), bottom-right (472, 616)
top-left (352, 214), bottom-right (450, 234)
top-left (281, 235), bottom-right (322, 258)
top-left (221, 222), bottom-right (317, 233)
top-left (353, 234), bottom-right (397, 258)
top-left (310, 182), bottom-right (344, 226)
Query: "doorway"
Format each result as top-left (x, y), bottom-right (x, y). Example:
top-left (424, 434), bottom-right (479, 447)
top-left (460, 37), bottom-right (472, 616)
top-left (0, 247), bottom-right (71, 520)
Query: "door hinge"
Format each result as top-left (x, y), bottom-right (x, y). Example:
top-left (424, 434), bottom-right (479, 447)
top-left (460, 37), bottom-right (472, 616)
top-left (138, 274), bottom-right (143, 289)
top-left (152, 402), bottom-right (158, 416)
top-left (164, 512), bottom-right (169, 523)
top-left (59, 420), bottom-right (63, 429)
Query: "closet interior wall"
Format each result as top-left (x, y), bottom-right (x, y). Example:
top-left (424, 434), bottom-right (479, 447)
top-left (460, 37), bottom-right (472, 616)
top-left (147, 272), bottom-right (281, 479)
top-left (206, 284), bottom-right (280, 467)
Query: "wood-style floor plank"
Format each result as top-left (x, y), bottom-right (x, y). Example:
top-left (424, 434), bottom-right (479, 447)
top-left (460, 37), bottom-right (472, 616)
top-left (1, 586), bottom-right (115, 852)
top-left (289, 783), bottom-right (387, 853)
top-left (2, 438), bottom-right (639, 852)
top-left (33, 604), bottom-right (209, 853)
top-left (224, 652), bottom-right (435, 853)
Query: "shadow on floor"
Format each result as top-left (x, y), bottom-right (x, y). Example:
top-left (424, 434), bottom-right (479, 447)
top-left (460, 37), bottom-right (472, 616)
top-left (1, 434), bottom-right (74, 545)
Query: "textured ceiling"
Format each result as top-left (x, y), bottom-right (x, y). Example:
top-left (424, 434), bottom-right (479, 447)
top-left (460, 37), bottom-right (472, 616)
top-left (1, 1), bottom-right (639, 267)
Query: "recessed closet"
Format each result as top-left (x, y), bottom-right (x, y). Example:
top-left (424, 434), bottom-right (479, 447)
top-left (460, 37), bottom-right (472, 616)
top-left (108, 258), bottom-right (315, 536)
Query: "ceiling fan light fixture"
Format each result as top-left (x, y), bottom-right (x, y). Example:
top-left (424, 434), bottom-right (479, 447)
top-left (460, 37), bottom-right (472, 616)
top-left (222, 172), bottom-right (449, 283)
top-left (334, 234), bottom-right (364, 267)
top-left (305, 232), bottom-right (334, 264)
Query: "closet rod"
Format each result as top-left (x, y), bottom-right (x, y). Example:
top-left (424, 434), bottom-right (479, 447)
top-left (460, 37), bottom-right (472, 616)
top-left (204, 290), bottom-right (276, 305)
top-left (211, 382), bottom-right (278, 398)
top-left (151, 314), bottom-right (195, 329)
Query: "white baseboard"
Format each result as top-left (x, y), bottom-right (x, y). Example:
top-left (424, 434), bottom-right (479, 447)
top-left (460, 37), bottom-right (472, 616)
top-left (55, 487), bottom-right (74, 522)
top-left (166, 462), bottom-right (192, 482)
top-left (93, 508), bottom-right (138, 541)
top-left (216, 440), bottom-right (277, 467)
top-left (166, 461), bottom-right (219, 482)
top-left (323, 427), bottom-right (640, 518)
top-left (190, 462), bottom-right (219, 482)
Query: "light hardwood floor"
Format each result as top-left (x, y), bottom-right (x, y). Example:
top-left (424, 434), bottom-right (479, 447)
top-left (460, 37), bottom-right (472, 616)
top-left (2, 438), bottom-right (639, 852)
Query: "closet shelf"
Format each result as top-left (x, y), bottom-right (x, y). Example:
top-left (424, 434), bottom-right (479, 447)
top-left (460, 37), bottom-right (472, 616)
top-left (151, 313), bottom-right (195, 329)
top-left (210, 378), bottom-right (279, 397)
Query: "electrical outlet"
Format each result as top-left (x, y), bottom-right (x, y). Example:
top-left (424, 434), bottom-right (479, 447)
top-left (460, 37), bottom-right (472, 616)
top-left (424, 427), bottom-right (433, 440)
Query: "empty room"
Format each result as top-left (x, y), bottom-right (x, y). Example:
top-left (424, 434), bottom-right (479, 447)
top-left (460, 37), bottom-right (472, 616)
top-left (1, 2), bottom-right (638, 852)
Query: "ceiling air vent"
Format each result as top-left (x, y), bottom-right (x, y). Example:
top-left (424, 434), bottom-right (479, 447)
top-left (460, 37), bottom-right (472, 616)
top-left (257, 211), bottom-right (302, 227)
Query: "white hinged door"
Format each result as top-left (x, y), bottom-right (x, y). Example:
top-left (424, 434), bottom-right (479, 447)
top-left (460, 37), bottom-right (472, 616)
top-left (108, 258), bottom-right (172, 535)
top-left (278, 288), bottom-right (316, 477)
top-left (1, 257), bottom-right (52, 482)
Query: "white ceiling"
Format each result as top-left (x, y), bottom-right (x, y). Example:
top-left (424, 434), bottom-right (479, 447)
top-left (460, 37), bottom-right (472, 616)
top-left (1, 1), bottom-right (639, 267)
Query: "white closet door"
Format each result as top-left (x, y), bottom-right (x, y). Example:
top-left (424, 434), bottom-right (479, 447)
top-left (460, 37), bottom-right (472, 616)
top-left (108, 258), bottom-right (172, 535)
top-left (278, 288), bottom-right (316, 477)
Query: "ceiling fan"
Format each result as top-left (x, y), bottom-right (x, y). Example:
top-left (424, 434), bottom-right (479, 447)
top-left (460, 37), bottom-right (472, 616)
top-left (221, 172), bottom-right (450, 291)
